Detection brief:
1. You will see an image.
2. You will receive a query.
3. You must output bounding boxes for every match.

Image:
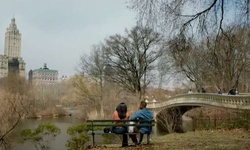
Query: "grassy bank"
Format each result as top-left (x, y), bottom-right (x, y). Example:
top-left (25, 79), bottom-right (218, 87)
top-left (89, 130), bottom-right (250, 150)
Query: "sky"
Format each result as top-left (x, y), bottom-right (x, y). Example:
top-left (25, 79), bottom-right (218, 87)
top-left (0, 0), bottom-right (136, 79)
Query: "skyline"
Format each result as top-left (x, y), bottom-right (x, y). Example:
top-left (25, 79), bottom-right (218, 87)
top-left (0, 0), bottom-right (136, 78)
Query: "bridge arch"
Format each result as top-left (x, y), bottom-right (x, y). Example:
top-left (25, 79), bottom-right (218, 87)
top-left (147, 93), bottom-right (250, 132)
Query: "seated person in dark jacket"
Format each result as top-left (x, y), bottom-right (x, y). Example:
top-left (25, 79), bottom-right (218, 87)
top-left (112, 102), bottom-right (137, 147)
top-left (228, 88), bottom-right (236, 95)
top-left (130, 101), bottom-right (153, 144)
top-left (201, 88), bottom-right (206, 93)
top-left (218, 88), bottom-right (224, 94)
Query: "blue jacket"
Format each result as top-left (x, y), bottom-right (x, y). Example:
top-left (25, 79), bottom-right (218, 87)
top-left (130, 108), bottom-right (153, 134)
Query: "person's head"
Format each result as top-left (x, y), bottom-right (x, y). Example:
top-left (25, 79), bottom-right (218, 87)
top-left (139, 101), bottom-right (147, 109)
top-left (116, 102), bottom-right (127, 119)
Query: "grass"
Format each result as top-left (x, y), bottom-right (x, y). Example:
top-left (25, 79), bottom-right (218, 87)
top-left (87, 129), bottom-right (250, 150)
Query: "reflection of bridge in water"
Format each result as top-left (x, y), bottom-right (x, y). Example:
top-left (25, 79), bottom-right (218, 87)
top-left (147, 93), bottom-right (250, 132)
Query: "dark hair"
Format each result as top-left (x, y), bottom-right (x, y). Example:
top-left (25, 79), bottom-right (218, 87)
top-left (140, 101), bottom-right (147, 109)
top-left (116, 102), bottom-right (127, 119)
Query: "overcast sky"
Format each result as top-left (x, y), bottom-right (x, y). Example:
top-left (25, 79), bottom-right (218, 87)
top-left (0, 0), bottom-right (136, 78)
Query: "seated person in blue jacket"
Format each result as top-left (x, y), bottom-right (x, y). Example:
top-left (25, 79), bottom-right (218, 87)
top-left (130, 101), bottom-right (153, 144)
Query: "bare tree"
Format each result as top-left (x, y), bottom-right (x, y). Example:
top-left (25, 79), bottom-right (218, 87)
top-left (80, 44), bottom-right (107, 88)
top-left (168, 36), bottom-right (208, 90)
top-left (157, 50), bottom-right (174, 89)
top-left (129, 0), bottom-right (250, 38)
top-left (76, 44), bottom-right (108, 117)
top-left (157, 107), bottom-right (183, 133)
top-left (0, 74), bottom-right (31, 149)
top-left (104, 26), bottom-right (163, 98)
top-left (129, 0), bottom-right (250, 92)
top-left (205, 27), bottom-right (250, 90)
top-left (167, 27), bottom-right (250, 92)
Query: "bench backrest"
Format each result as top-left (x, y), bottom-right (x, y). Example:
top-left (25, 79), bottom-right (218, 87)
top-left (86, 119), bottom-right (155, 127)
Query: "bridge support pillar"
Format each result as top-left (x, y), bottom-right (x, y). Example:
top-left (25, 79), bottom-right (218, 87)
top-left (152, 109), bottom-right (159, 135)
top-left (174, 113), bottom-right (184, 133)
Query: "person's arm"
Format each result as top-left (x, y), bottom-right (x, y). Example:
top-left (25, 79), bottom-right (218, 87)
top-left (112, 111), bottom-right (119, 124)
top-left (112, 111), bottom-right (116, 120)
top-left (130, 110), bottom-right (142, 120)
top-left (149, 112), bottom-right (153, 120)
top-left (126, 113), bottom-right (130, 119)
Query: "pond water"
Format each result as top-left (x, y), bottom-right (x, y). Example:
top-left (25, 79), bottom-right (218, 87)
top-left (9, 108), bottom-right (85, 150)
top-left (8, 108), bottom-right (194, 150)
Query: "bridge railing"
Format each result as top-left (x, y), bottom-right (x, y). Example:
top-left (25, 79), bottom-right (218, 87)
top-left (147, 93), bottom-right (250, 109)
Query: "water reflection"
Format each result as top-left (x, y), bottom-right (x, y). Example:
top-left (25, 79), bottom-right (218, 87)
top-left (9, 116), bottom-right (84, 150)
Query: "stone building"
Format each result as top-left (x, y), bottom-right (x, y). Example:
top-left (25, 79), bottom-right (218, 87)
top-left (29, 63), bottom-right (58, 85)
top-left (0, 18), bottom-right (25, 78)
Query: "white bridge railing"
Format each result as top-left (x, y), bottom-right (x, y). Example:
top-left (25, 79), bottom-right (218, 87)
top-left (147, 93), bottom-right (250, 110)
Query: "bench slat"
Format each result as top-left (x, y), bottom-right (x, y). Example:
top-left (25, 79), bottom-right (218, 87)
top-left (87, 131), bottom-right (141, 135)
top-left (87, 119), bottom-right (155, 123)
top-left (87, 124), bottom-right (154, 127)
top-left (87, 131), bottom-right (105, 135)
top-left (87, 119), bottom-right (155, 146)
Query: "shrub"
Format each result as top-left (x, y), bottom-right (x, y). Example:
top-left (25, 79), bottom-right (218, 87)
top-left (219, 110), bottom-right (250, 130)
top-left (66, 124), bottom-right (90, 150)
top-left (221, 118), bottom-right (250, 130)
top-left (20, 123), bottom-right (61, 150)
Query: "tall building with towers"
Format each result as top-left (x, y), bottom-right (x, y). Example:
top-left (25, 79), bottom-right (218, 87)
top-left (0, 18), bottom-right (25, 78)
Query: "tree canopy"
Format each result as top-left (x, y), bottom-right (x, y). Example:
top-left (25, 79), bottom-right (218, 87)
top-left (104, 26), bottom-right (163, 96)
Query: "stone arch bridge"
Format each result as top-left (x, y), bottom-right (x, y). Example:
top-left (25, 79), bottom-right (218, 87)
top-left (147, 93), bottom-right (250, 132)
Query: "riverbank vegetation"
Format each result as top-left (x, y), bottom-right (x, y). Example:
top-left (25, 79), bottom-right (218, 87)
top-left (0, 73), bottom-right (32, 149)
top-left (187, 108), bottom-right (250, 131)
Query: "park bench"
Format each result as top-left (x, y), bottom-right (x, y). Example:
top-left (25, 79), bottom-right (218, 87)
top-left (86, 119), bottom-right (155, 146)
